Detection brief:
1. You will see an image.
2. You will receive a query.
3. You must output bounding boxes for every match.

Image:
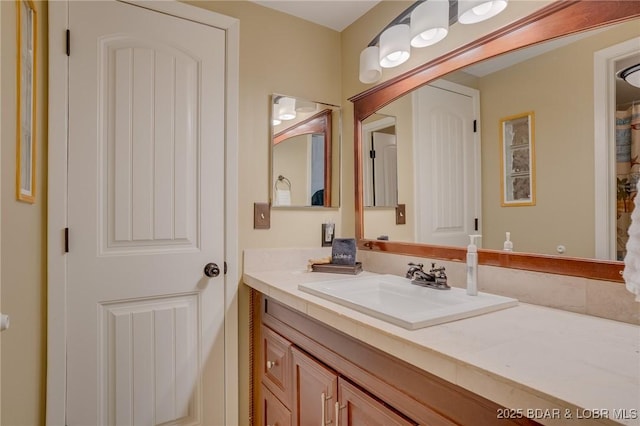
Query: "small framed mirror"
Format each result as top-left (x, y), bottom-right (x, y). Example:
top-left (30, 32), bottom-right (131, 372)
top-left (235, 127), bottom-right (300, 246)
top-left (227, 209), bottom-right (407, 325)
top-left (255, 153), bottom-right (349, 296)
top-left (270, 94), bottom-right (341, 208)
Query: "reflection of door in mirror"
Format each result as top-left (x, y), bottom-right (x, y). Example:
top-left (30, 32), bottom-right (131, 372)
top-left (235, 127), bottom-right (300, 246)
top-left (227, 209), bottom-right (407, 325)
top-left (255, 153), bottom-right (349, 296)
top-left (414, 81), bottom-right (481, 247)
top-left (362, 116), bottom-right (398, 207)
top-left (595, 36), bottom-right (640, 261)
top-left (612, 50), bottom-right (640, 260)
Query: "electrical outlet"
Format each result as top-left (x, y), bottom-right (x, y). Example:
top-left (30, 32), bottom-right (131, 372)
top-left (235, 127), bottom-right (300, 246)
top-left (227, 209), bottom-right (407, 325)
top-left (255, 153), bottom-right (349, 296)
top-left (254, 202), bottom-right (270, 229)
top-left (395, 204), bottom-right (406, 225)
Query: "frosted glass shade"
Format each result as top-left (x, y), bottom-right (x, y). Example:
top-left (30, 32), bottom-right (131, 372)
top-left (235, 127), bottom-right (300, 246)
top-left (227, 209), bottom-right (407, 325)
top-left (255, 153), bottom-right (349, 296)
top-left (379, 24), bottom-right (411, 68)
top-left (359, 46), bottom-right (382, 83)
top-left (621, 64), bottom-right (640, 88)
top-left (411, 0), bottom-right (449, 48)
top-left (458, 0), bottom-right (508, 24)
top-left (296, 100), bottom-right (317, 113)
top-left (277, 97), bottom-right (296, 120)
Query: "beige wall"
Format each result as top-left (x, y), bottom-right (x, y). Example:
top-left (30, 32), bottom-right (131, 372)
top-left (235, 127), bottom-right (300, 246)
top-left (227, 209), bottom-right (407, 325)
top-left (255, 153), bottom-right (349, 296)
top-left (187, 1), bottom-right (344, 251)
top-left (479, 20), bottom-right (640, 257)
top-left (185, 2), bottom-right (344, 424)
top-left (1, 1), bottom-right (48, 425)
top-left (273, 135), bottom-right (311, 206)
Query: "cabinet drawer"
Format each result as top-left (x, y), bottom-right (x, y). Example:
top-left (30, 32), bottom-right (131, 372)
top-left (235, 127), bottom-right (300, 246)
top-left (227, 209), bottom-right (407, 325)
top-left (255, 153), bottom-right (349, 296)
top-left (262, 384), bottom-right (292, 426)
top-left (262, 325), bottom-right (292, 406)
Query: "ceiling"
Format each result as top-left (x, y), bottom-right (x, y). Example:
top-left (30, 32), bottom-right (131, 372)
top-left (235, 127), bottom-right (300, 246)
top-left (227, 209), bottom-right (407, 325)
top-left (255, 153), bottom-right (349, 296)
top-left (250, 0), bottom-right (381, 32)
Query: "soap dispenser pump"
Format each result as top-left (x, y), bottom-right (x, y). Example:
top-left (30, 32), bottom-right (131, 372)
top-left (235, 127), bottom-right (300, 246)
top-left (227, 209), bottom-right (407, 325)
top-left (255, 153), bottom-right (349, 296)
top-left (467, 235), bottom-right (481, 296)
top-left (503, 232), bottom-right (513, 252)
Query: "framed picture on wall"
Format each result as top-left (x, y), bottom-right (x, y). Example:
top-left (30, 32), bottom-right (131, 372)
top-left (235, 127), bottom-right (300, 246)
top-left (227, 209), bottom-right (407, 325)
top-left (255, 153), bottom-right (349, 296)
top-left (17, 0), bottom-right (37, 203)
top-left (500, 112), bottom-right (535, 206)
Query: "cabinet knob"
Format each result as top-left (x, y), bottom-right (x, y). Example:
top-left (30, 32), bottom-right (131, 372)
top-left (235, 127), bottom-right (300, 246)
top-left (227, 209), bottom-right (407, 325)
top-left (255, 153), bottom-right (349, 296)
top-left (266, 360), bottom-right (276, 369)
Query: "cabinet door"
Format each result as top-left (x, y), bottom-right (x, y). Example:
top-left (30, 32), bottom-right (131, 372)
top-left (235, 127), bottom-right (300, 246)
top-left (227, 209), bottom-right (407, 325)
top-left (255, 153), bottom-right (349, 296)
top-left (262, 325), bottom-right (292, 406)
top-left (262, 384), bottom-right (292, 426)
top-left (291, 347), bottom-right (338, 426)
top-left (336, 378), bottom-right (418, 426)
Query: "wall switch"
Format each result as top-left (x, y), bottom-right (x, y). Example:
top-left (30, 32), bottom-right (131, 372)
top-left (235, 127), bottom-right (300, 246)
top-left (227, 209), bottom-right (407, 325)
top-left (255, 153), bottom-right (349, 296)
top-left (322, 223), bottom-right (335, 247)
top-left (254, 202), bottom-right (270, 229)
top-left (395, 204), bottom-right (406, 225)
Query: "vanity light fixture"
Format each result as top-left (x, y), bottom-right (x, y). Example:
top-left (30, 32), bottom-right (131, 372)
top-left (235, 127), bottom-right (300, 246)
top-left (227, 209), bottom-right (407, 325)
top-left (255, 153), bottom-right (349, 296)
top-left (359, 46), bottom-right (382, 84)
top-left (358, 0), bottom-right (509, 84)
top-left (277, 96), bottom-right (296, 121)
top-left (620, 63), bottom-right (640, 88)
top-left (295, 99), bottom-right (317, 113)
top-left (458, 0), bottom-right (508, 24)
top-left (379, 24), bottom-right (411, 68)
top-left (410, 0), bottom-right (449, 48)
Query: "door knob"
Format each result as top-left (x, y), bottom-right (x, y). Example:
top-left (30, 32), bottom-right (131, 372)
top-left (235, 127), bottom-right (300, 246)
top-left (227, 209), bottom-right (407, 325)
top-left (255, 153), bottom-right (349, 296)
top-left (204, 263), bottom-right (220, 278)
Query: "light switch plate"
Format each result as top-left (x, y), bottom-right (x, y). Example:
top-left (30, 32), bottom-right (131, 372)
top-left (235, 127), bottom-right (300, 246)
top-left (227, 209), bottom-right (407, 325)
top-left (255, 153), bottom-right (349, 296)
top-left (254, 202), bottom-right (270, 229)
top-left (395, 204), bottom-right (406, 225)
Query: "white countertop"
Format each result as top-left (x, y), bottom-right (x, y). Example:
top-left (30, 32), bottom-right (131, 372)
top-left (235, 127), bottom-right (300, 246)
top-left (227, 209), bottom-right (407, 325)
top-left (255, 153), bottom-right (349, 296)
top-left (244, 251), bottom-right (640, 426)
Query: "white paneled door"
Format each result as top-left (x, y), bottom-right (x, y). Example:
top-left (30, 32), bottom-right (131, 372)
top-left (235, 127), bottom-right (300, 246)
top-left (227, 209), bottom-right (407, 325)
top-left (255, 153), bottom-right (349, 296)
top-left (414, 82), bottom-right (481, 247)
top-left (66, 2), bottom-right (226, 424)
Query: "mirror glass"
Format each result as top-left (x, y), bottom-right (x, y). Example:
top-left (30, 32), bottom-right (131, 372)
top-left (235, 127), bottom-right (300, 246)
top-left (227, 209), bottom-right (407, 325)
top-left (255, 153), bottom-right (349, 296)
top-left (362, 114), bottom-right (398, 207)
top-left (271, 94), bottom-right (341, 208)
top-left (362, 18), bottom-right (640, 260)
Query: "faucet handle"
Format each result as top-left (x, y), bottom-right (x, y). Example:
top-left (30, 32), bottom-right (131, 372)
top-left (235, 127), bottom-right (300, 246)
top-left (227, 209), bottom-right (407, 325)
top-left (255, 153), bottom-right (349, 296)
top-left (408, 262), bottom-right (424, 269)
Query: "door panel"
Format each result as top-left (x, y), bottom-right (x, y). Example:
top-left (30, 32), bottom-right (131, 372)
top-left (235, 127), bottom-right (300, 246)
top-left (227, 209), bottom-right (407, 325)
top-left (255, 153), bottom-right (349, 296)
top-left (67, 2), bottom-right (226, 425)
top-left (291, 347), bottom-right (338, 426)
top-left (337, 378), bottom-right (417, 426)
top-left (414, 84), bottom-right (480, 247)
top-left (106, 40), bottom-right (199, 252)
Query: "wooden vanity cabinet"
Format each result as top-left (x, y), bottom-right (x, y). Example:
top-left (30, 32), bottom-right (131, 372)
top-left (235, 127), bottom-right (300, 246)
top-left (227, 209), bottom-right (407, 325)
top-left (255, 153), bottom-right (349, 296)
top-left (262, 384), bottom-right (291, 426)
top-left (291, 346), bottom-right (338, 426)
top-left (251, 291), bottom-right (539, 426)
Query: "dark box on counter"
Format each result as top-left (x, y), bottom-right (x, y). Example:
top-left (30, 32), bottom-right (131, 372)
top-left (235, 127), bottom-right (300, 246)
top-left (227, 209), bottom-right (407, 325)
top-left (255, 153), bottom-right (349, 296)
top-left (331, 238), bottom-right (357, 265)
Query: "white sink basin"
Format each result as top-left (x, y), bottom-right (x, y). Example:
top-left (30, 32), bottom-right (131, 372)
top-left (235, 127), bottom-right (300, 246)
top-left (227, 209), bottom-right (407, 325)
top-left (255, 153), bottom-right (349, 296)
top-left (298, 274), bottom-right (518, 330)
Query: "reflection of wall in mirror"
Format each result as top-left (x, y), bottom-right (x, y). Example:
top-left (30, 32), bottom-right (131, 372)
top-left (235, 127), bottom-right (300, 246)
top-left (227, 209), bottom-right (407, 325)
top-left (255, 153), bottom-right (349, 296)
top-left (479, 19), bottom-right (640, 257)
top-left (273, 134), bottom-right (311, 206)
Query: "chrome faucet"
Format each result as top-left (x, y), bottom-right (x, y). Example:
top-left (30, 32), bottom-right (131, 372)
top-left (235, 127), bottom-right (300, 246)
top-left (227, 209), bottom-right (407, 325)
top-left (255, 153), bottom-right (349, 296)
top-left (406, 262), bottom-right (450, 290)
top-left (406, 262), bottom-right (424, 280)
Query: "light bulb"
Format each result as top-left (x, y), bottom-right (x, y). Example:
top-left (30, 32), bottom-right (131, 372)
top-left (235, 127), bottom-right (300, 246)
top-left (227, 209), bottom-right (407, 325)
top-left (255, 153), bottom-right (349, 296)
top-left (472, 1), bottom-right (493, 16)
top-left (458, 0), bottom-right (508, 24)
top-left (379, 24), bottom-right (411, 68)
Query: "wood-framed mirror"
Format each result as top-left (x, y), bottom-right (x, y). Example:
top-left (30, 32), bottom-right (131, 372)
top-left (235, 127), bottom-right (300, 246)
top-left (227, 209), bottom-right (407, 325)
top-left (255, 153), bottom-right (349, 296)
top-left (271, 94), bottom-right (341, 208)
top-left (351, 1), bottom-right (640, 283)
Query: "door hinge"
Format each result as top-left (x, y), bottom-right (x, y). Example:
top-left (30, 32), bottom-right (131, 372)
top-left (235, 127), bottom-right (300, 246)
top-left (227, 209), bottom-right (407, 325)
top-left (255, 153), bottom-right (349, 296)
top-left (66, 29), bottom-right (70, 56)
top-left (369, 150), bottom-right (376, 159)
top-left (473, 119), bottom-right (477, 133)
top-left (474, 218), bottom-right (479, 231)
top-left (64, 228), bottom-right (69, 253)
top-left (224, 261), bottom-right (228, 275)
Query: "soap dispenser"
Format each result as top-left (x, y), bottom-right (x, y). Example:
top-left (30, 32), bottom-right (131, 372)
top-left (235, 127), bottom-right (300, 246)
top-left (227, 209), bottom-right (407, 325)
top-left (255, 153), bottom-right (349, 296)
top-left (467, 235), bottom-right (481, 296)
top-left (503, 232), bottom-right (513, 252)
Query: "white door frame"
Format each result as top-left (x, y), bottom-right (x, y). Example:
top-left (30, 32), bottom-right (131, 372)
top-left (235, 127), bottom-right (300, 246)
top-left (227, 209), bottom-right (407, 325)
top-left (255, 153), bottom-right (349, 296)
top-left (46, 2), bottom-right (239, 425)
top-left (594, 37), bottom-right (640, 260)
